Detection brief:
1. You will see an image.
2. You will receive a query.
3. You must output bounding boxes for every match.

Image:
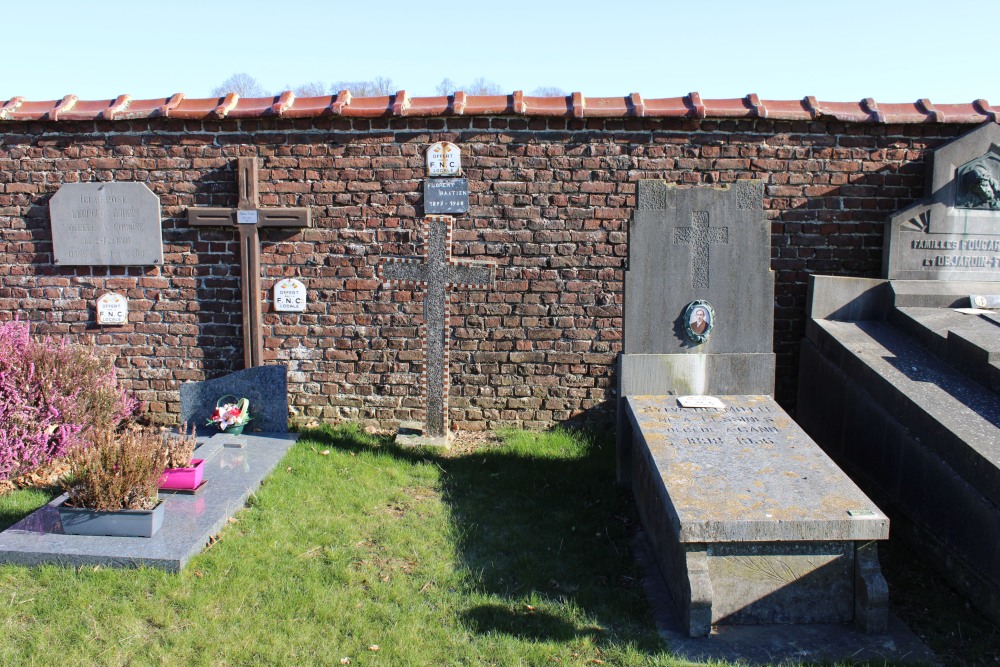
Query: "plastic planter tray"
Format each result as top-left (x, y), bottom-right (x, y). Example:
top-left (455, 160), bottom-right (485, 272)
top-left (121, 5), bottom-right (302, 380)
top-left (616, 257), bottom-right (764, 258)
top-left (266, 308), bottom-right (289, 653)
top-left (57, 500), bottom-right (165, 538)
top-left (159, 458), bottom-right (205, 490)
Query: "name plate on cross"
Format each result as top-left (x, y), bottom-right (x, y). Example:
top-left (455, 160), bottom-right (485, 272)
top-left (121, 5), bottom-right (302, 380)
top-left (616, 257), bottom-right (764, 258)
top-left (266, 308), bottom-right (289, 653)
top-left (379, 215), bottom-right (496, 440)
top-left (424, 178), bottom-right (469, 215)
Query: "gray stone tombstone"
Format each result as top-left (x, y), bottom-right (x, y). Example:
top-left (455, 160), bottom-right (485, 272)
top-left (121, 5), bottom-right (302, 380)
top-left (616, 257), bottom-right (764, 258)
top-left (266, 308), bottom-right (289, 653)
top-left (621, 180), bottom-right (774, 400)
top-left (180, 365), bottom-right (289, 434)
top-left (619, 180), bottom-right (889, 637)
top-left (50, 182), bottom-right (163, 265)
top-left (885, 123), bottom-right (1000, 280)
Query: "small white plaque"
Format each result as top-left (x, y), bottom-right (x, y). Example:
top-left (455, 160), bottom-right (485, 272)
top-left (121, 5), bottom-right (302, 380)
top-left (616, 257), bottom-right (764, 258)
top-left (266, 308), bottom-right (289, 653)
top-left (970, 294), bottom-right (1000, 309)
top-left (848, 509), bottom-right (877, 517)
top-left (677, 395), bottom-right (725, 409)
top-left (96, 292), bottom-right (128, 325)
top-left (236, 210), bottom-right (259, 225)
top-left (273, 278), bottom-right (307, 312)
top-left (426, 141), bottom-right (461, 176)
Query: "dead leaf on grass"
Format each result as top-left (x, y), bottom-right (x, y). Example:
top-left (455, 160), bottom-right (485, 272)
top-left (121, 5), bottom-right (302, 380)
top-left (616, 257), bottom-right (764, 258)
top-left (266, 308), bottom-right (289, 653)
top-left (368, 644), bottom-right (380, 652)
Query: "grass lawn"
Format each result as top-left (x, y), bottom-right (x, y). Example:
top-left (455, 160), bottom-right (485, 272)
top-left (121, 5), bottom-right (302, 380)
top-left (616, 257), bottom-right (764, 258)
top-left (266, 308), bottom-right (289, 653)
top-left (0, 424), bottom-right (995, 666)
top-left (0, 426), bottom-right (689, 667)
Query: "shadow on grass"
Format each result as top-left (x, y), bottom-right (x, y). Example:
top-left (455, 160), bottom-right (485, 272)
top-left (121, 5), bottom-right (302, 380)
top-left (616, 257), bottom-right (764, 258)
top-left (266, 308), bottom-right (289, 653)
top-left (301, 424), bottom-right (660, 654)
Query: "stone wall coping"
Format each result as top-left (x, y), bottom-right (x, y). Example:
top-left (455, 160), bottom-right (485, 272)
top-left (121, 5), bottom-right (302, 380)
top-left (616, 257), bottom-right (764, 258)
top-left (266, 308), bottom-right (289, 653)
top-left (1, 91), bottom-right (997, 124)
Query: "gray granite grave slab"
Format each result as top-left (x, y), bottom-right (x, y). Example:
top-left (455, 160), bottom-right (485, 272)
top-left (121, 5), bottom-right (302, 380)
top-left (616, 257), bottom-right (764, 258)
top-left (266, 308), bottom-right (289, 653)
top-left (0, 432), bottom-right (297, 571)
top-left (886, 123), bottom-right (1000, 280)
top-left (180, 365), bottom-right (288, 434)
top-left (50, 182), bottom-right (163, 266)
top-left (624, 395), bottom-right (889, 636)
top-left (379, 216), bottom-right (496, 440)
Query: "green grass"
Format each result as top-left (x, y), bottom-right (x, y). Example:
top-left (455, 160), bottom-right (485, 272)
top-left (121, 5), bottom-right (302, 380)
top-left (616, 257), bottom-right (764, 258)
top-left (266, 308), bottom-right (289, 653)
top-left (0, 487), bottom-right (57, 531)
top-left (0, 426), bottom-right (697, 667)
top-left (0, 425), bottom-right (982, 666)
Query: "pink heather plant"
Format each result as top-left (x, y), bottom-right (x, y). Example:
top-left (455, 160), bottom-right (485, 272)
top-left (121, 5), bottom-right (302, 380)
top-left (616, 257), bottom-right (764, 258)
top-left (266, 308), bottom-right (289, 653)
top-left (0, 319), bottom-right (138, 482)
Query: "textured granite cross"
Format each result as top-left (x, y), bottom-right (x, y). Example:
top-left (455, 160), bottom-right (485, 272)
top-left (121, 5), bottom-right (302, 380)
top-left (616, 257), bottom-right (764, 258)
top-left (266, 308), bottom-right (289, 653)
top-left (673, 211), bottom-right (729, 289)
top-left (379, 215), bottom-right (496, 438)
top-left (187, 157), bottom-right (310, 369)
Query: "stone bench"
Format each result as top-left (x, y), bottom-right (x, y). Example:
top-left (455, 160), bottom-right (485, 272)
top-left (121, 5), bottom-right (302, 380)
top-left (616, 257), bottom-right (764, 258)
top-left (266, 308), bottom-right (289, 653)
top-left (622, 394), bottom-right (890, 637)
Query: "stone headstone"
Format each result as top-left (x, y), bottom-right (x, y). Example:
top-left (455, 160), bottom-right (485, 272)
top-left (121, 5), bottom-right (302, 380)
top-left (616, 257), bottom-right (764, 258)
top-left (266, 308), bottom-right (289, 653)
top-left (886, 123), bottom-right (1000, 280)
top-left (50, 182), bottom-right (163, 265)
top-left (621, 180), bottom-right (774, 395)
top-left (424, 178), bottom-right (469, 215)
top-left (179, 365), bottom-right (289, 434)
top-left (96, 292), bottom-right (128, 325)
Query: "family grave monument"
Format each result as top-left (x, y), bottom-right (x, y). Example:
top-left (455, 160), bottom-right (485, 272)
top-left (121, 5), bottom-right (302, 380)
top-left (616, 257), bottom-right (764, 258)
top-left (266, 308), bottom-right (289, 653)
top-left (618, 180), bottom-right (889, 636)
top-left (798, 122), bottom-right (1000, 623)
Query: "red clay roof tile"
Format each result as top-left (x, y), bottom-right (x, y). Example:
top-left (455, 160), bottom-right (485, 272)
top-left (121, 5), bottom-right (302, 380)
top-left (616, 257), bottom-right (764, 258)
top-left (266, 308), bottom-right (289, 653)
top-left (641, 95), bottom-right (689, 118)
top-left (686, 92), bottom-right (707, 119)
top-left (170, 95), bottom-right (221, 120)
top-left (0, 90), bottom-right (997, 124)
top-left (49, 95), bottom-right (79, 121)
top-left (392, 90), bottom-right (411, 116)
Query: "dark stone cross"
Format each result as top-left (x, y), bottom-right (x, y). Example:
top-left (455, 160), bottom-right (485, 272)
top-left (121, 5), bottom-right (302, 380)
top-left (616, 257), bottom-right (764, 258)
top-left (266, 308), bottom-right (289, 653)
top-left (379, 215), bottom-right (496, 438)
top-left (187, 157), bottom-right (311, 369)
top-left (673, 211), bottom-right (729, 289)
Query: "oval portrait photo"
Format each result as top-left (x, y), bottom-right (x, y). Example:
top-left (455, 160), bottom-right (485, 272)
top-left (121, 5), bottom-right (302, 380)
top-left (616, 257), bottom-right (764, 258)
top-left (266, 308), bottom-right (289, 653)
top-left (683, 300), bottom-right (715, 344)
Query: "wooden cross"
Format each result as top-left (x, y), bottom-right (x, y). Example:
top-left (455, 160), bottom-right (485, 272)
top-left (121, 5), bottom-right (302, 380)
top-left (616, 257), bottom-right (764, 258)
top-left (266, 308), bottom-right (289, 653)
top-left (187, 157), bottom-right (310, 369)
top-left (673, 210), bottom-right (729, 289)
top-left (379, 215), bottom-right (496, 438)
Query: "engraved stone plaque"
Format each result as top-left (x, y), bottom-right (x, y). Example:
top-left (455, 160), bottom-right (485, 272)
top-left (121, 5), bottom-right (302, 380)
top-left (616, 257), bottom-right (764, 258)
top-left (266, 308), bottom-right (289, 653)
top-left (50, 182), bottom-right (162, 266)
top-left (426, 141), bottom-right (461, 176)
top-left (273, 278), bottom-right (307, 312)
top-left (885, 124), bottom-right (1000, 280)
top-left (96, 292), bottom-right (128, 325)
top-left (424, 178), bottom-right (469, 215)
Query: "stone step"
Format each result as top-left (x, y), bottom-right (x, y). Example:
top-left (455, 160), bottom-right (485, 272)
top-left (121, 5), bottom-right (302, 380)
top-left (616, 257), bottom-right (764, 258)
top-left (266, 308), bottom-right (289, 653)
top-left (890, 307), bottom-right (1000, 392)
top-left (808, 319), bottom-right (1000, 510)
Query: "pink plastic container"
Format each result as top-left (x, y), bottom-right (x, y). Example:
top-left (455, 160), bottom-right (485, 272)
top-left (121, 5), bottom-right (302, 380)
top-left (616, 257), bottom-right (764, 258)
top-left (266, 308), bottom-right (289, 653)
top-left (158, 458), bottom-right (205, 490)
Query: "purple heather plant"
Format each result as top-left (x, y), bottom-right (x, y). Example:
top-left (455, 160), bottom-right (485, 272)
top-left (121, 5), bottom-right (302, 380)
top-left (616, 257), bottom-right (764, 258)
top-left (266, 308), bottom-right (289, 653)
top-left (0, 319), bottom-right (138, 482)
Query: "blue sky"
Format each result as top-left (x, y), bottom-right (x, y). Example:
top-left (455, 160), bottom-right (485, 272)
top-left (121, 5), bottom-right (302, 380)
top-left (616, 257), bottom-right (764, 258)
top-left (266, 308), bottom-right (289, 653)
top-left (7, 1), bottom-right (994, 104)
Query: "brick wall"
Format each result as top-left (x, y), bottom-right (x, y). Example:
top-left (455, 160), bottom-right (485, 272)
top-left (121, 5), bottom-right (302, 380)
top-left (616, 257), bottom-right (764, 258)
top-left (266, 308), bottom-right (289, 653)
top-left (0, 115), bottom-right (964, 429)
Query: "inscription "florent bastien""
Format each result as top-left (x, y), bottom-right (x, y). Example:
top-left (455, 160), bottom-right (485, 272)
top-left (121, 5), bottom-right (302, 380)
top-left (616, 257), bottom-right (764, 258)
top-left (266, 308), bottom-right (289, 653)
top-left (50, 182), bottom-right (163, 266)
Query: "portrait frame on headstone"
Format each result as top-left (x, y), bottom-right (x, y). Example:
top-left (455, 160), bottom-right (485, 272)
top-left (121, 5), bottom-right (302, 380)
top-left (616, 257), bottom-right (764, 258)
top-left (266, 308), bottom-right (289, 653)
top-left (683, 300), bottom-right (715, 343)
